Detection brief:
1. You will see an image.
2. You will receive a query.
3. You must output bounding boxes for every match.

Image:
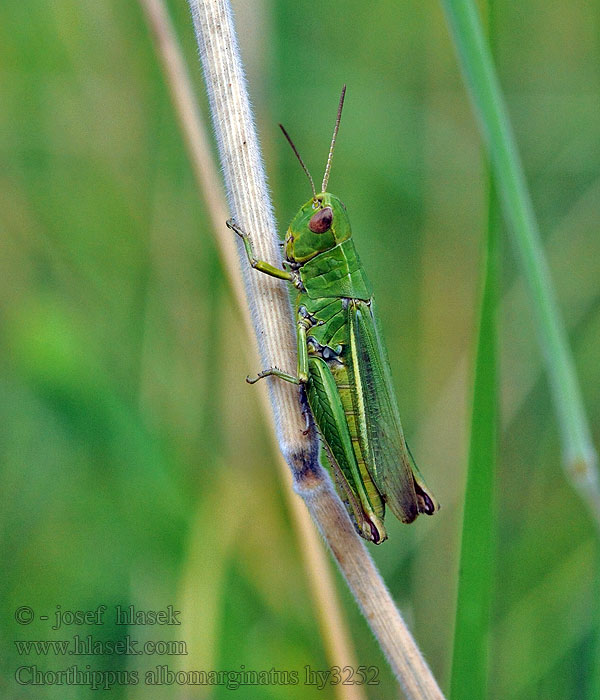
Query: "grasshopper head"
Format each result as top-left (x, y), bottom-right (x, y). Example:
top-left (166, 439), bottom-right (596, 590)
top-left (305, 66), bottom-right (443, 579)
top-left (284, 192), bottom-right (351, 264)
top-left (281, 86), bottom-right (350, 265)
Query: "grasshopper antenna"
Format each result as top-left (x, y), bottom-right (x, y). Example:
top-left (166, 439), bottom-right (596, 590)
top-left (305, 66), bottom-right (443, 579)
top-left (279, 124), bottom-right (316, 199)
top-left (321, 84), bottom-right (346, 193)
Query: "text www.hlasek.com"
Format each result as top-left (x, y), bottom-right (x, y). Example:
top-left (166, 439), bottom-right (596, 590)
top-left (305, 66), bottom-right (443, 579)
top-left (15, 635), bottom-right (186, 657)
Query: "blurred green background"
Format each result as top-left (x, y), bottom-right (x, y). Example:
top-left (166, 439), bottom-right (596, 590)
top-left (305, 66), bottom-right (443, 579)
top-left (1, 0), bottom-right (599, 698)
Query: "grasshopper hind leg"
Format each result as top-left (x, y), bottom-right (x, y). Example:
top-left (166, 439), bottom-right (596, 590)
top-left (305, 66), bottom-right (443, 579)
top-left (298, 384), bottom-right (315, 435)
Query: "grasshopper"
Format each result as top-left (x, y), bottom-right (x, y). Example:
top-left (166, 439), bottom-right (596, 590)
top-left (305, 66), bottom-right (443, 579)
top-left (227, 86), bottom-right (438, 543)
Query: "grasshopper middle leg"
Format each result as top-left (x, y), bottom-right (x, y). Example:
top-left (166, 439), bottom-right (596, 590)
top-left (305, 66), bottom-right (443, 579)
top-left (246, 317), bottom-right (310, 386)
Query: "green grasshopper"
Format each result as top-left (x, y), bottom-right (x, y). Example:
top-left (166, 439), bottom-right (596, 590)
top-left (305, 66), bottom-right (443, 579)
top-left (227, 86), bottom-right (438, 543)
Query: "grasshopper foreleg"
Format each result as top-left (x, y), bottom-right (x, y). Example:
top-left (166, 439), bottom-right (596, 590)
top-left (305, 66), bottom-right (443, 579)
top-left (226, 218), bottom-right (292, 281)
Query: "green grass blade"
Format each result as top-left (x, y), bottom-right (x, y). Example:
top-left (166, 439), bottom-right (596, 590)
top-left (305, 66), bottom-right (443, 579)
top-left (450, 182), bottom-right (498, 700)
top-left (440, 0), bottom-right (600, 522)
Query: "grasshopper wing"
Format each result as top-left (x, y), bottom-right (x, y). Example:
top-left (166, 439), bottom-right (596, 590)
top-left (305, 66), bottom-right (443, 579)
top-left (305, 356), bottom-right (386, 543)
top-left (348, 299), bottom-right (439, 523)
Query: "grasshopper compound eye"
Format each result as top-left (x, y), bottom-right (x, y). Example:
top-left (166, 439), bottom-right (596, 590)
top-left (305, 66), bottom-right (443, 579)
top-left (309, 206), bottom-right (333, 233)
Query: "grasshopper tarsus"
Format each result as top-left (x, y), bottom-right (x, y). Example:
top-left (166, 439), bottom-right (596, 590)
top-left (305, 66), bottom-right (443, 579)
top-left (226, 217), bottom-right (245, 238)
top-left (246, 369), bottom-right (271, 384)
top-left (246, 367), bottom-right (300, 386)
